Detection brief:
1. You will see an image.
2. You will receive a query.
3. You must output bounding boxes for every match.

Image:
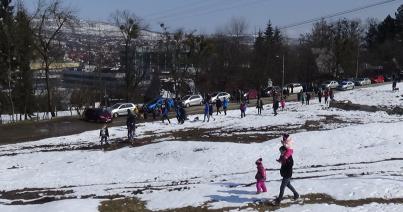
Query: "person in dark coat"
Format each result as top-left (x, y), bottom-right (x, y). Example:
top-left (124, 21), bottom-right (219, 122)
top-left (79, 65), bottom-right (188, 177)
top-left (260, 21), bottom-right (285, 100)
top-left (179, 104), bottom-right (187, 124)
top-left (126, 109), bottom-right (136, 141)
top-left (161, 102), bottom-right (170, 124)
top-left (209, 101), bottom-right (215, 121)
top-left (275, 146), bottom-right (299, 205)
top-left (256, 97), bottom-right (263, 115)
top-left (317, 89), bottom-right (322, 103)
top-left (216, 98), bottom-right (222, 115)
top-left (273, 98), bottom-right (279, 116)
top-left (306, 92), bottom-right (311, 105)
top-left (240, 101), bottom-right (247, 118)
top-left (99, 124), bottom-right (109, 145)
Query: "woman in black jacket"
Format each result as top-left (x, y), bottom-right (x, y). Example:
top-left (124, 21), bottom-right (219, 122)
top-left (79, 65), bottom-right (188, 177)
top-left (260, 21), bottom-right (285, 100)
top-left (275, 146), bottom-right (299, 205)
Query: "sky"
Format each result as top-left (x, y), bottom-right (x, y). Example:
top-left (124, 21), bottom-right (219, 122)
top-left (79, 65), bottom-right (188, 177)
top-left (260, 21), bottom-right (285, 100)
top-left (23, 0), bottom-right (403, 37)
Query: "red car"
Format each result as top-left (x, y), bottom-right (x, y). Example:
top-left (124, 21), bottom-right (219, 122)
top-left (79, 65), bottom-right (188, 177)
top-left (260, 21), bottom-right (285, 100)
top-left (371, 75), bottom-right (384, 84)
top-left (83, 108), bottom-right (112, 123)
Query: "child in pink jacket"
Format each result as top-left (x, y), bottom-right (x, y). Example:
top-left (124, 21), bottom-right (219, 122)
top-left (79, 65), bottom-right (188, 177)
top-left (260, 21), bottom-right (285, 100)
top-left (255, 158), bottom-right (267, 193)
top-left (277, 134), bottom-right (294, 163)
top-left (280, 98), bottom-right (285, 110)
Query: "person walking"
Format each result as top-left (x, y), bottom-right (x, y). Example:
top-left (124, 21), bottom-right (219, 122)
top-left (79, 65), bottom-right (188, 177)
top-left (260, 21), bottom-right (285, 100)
top-left (317, 89), bottom-right (322, 103)
top-left (209, 101), bottom-right (215, 121)
top-left (273, 98), bottom-right (279, 116)
top-left (324, 89), bottom-right (329, 105)
top-left (275, 146), bottom-right (299, 205)
top-left (256, 97), bottom-right (263, 115)
top-left (216, 98), bottom-right (222, 115)
top-left (222, 97), bottom-right (229, 115)
top-left (255, 158), bottom-right (267, 194)
top-left (392, 79), bottom-right (397, 91)
top-left (280, 97), bottom-right (285, 110)
top-left (306, 92), bottom-right (311, 105)
top-left (329, 89), bottom-right (334, 101)
top-left (203, 101), bottom-right (210, 122)
top-left (161, 102), bottom-right (171, 124)
top-left (99, 124), bottom-right (109, 145)
top-left (240, 101), bottom-right (247, 118)
top-left (126, 109), bottom-right (136, 141)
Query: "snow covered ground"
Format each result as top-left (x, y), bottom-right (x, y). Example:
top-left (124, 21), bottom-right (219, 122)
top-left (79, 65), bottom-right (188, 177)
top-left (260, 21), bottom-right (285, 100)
top-left (336, 82), bottom-right (403, 107)
top-left (0, 85), bottom-right (402, 211)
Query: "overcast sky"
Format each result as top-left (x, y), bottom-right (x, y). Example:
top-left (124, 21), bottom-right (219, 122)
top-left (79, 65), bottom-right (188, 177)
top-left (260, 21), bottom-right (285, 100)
top-left (23, 0), bottom-right (403, 37)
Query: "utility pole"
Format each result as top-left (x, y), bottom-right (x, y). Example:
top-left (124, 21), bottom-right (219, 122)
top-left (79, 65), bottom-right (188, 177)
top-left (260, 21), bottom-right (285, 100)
top-left (281, 54), bottom-right (285, 100)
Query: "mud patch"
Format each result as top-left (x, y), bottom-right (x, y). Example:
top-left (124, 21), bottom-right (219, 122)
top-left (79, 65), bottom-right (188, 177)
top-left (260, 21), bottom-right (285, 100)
top-left (330, 100), bottom-right (403, 115)
top-left (0, 188), bottom-right (74, 205)
top-left (99, 197), bottom-right (149, 212)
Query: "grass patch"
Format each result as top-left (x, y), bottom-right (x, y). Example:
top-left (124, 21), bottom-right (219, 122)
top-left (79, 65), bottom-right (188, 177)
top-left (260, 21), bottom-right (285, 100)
top-left (99, 197), bottom-right (149, 212)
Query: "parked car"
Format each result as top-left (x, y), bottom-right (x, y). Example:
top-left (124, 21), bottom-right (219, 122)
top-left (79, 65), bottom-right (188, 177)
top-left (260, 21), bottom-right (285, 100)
top-left (211, 92), bottom-right (231, 103)
top-left (145, 97), bottom-right (174, 112)
top-left (265, 86), bottom-right (281, 97)
top-left (337, 81), bottom-right (355, 91)
top-left (321, 80), bottom-right (339, 89)
top-left (285, 83), bottom-right (303, 94)
top-left (182, 94), bottom-right (203, 107)
top-left (83, 108), bottom-right (112, 123)
top-left (371, 75), bottom-right (384, 84)
top-left (244, 89), bottom-right (258, 100)
top-left (354, 78), bottom-right (371, 86)
top-left (109, 103), bottom-right (136, 118)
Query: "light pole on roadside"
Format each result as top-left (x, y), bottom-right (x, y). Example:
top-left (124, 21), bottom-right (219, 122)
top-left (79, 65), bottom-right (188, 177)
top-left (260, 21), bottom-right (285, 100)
top-left (276, 54), bottom-right (285, 100)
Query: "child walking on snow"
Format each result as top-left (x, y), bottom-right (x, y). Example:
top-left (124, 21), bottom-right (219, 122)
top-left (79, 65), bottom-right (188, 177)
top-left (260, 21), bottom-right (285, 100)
top-left (280, 97), bottom-right (285, 110)
top-left (99, 124), bottom-right (109, 145)
top-left (255, 158), bottom-right (267, 194)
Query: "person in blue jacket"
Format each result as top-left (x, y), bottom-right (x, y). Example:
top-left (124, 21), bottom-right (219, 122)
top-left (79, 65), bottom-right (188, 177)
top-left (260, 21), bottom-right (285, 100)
top-left (222, 97), bottom-right (229, 115)
top-left (203, 100), bottom-right (210, 122)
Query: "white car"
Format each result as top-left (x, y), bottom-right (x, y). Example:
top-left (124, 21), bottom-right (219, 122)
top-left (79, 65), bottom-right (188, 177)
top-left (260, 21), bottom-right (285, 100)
top-left (285, 83), bottom-right (303, 94)
top-left (211, 92), bottom-right (231, 103)
top-left (321, 80), bottom-right (339, 89)
top-left (182, 94), bottom-right (203, 107)
top-left (110, 103), bottom-right (136, 117)
top-left (337, 81), bottom-right (355, 91)
top-left (354, 78), bottom-right (371, 86)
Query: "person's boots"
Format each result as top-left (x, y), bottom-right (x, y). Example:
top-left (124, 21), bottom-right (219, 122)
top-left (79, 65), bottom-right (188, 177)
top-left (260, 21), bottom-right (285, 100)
top-left (293, 193), bottom-right (300, 200)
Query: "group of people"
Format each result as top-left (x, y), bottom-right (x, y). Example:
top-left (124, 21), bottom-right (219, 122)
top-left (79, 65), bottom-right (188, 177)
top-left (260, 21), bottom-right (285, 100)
top-left (255, 133), bottom-right (299, 205)
top-left (203, 97), bottom-right (229, 122)
top-left (298, 88), bottom-right (334, 106)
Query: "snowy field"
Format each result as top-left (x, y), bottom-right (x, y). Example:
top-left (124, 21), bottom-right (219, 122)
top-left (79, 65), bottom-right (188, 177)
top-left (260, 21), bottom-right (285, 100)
top-left (336, 82), bottom-right (403, 107)
top-left (0, 84), bottom-right (402, 211)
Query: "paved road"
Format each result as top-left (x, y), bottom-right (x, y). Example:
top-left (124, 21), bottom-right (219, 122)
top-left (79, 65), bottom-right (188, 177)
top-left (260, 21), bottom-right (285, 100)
top-left (0, 82), bottom-right (390, 145)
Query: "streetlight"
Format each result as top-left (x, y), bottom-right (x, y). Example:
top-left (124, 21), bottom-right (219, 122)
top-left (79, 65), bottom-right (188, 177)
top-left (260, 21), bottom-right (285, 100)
top-left (276, 54), bottom-right (285, 100)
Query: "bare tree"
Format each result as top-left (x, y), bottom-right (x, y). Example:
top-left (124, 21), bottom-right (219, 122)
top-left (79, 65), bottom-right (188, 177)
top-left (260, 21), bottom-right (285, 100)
top-left (112, 10), bottom-right (147, 101)
top-left (30, 0), bottom-right (77, 117)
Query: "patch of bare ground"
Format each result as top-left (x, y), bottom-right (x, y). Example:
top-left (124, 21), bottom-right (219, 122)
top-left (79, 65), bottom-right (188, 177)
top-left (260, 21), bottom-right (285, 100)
top-left (97, 193), bottom-right (403, 212)
top-left (0, 188), bottom-right (74, 204)
top-left (252, 193), bottom-right (403, 211)
top-left (164, 115), bottom-right (358, 144)
top-left (99, 197), bottom-right (149, 212)
top-left (330, 100), bottom-right (403, 115)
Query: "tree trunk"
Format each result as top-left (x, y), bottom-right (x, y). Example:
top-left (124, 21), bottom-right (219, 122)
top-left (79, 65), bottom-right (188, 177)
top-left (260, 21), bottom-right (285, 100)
top-left (44, 59), bottom-right (55, 117)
